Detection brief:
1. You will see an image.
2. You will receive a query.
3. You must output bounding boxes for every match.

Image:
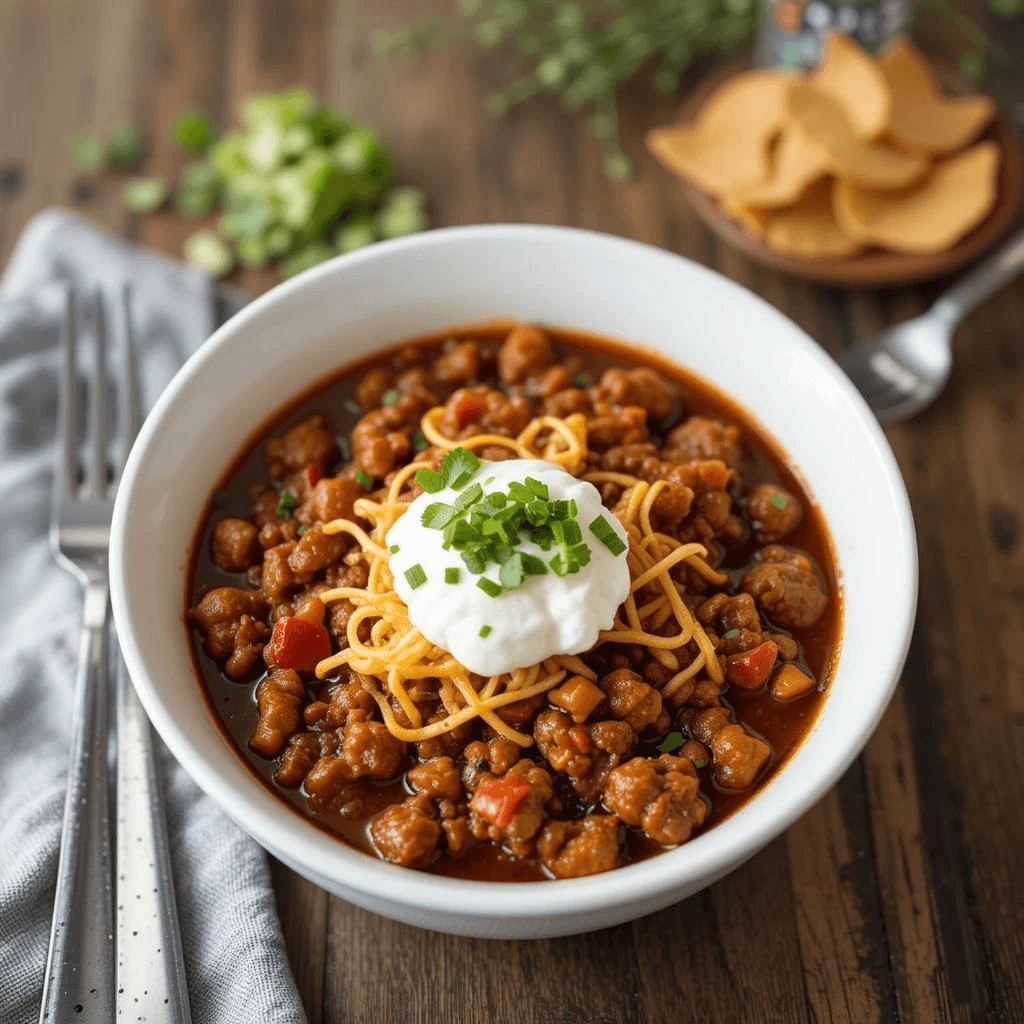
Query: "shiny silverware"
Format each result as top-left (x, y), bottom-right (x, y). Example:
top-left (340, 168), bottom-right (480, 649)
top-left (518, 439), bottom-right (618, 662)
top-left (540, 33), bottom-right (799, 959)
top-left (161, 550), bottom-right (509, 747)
top-left (44, 287), bottom-right (192, 1023)
top-left (43, 289), bottom-right (119, 1022)
top-left (114, 294), bottom-right (192, 1024)
top-left (838, 227), bottom-right (1024, 422)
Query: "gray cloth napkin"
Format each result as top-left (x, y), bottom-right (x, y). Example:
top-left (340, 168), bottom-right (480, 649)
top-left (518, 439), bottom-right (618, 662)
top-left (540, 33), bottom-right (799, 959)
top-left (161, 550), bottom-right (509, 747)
top-left (0, 209), bottom-right (306, 1024)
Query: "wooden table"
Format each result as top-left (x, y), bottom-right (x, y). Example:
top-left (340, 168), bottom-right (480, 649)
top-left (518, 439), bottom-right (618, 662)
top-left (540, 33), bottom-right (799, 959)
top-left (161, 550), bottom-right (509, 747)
top-left (3, 1), bottom-right (1023, 1020)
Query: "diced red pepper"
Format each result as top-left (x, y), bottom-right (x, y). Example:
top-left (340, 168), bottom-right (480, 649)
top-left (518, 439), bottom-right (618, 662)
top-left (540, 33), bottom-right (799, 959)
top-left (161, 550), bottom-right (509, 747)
top-left (306, 463), bottom-right (321, 488)
top-left (267, 616), bottom-right (331, 672)
top-left (470, 777), bottom-right (531, 828)
top-left (453, 393), bottom-right (485, 429)
top-left (725, 641), bottom-right (778, 690)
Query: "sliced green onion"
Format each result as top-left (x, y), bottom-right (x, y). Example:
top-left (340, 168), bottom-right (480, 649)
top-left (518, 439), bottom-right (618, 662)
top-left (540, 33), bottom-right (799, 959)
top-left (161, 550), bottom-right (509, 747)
top-left (479, 625), bottom-right (492, 638)
top-left (421, 502), bottom-right (457, 529)
top-left (405, 563), bottom-right (427, 589)
top-left (336, 435), bottom-right (351, 460)
top-left (444, 567), bottom-right (460, 584)
top-left (355, 469), bottom-right (373, 489)
top-left (589, 514), bottom-right (626, 556)
top-left (770, 493), bottom-right (789, 511)
top-left (380, 388), bottom-right (399, 406)
top-left (722, 629), bottom-right (740, 640)
top-left (123, 178), bottom-right (167, 213)
top-left (476, 577), bottom-right (502, 598)
top-left (413, 430), bottom-right (428, 452)
top-left (389, 544), bottom-right (400, 554)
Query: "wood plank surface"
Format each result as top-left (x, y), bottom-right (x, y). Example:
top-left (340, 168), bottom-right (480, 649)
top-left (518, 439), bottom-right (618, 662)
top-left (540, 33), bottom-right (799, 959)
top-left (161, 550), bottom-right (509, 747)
top-left (3, 1), bottom-right (1024, 1022)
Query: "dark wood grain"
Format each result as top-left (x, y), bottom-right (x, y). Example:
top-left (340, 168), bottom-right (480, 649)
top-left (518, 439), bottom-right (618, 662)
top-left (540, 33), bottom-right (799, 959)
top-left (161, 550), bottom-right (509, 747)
top-left (3, 1), bottom-right (1024, 1021)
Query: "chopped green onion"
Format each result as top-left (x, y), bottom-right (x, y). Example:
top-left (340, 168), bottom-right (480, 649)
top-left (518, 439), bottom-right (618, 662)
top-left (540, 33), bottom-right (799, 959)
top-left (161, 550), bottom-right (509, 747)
top-left (355, 469), bottom-right (373, 489)
top-left (70, 132), bottom-right (105, 173)
top-left (123, 178), bottom-right (167, 213)
top-left (476, 577), bottom-right (502, 598)
top-left (172, 109), bottom-right (219, 153)
top-left (479, 625), bottom-right (492, 638)
top-left (770, 493), bottom-right (789, 511)
top-left (722, 629), bottom-right (740, 640)
top-left (413, 430), bottom-right (428, 452)
top-left (275, 490), bottom-right (298, 517)
top-left (499, 552), bottom-right (525, 591)
top-left (389, 544), bottom-right (400, 554)
top-left (297, 525), bottom-right (306, 536)
top-left (573, 372), bottom-right (590, 387)
top-left (475, 758), bottom-right (488, 771)
top-left (380, 388), bottom-right (399, 406)
top-left (525, 477), bottom-right (549, 499)
top-left (657, 732), bottom-right (684, 754)
top-left (444, 567), bottom-right (460, 584)
top-left (694, 758), bottom-right (708, 770)
top-left (106, 122), bottom-right (145, 171)
top-left (404, 563), bottom-right (427, 589)
top-left (589, 514), bottom-right (626, 556)
top-left (454, 482), bottom-right (483, 512)
top-left (336, 435), bottom-right (350, 460)
top-left (183, 228), bottom-right (234, 278)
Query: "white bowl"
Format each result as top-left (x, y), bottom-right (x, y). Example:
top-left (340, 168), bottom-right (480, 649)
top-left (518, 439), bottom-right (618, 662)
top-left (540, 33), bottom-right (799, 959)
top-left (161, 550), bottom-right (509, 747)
top-left (110, 225), bottom-right (917, 939)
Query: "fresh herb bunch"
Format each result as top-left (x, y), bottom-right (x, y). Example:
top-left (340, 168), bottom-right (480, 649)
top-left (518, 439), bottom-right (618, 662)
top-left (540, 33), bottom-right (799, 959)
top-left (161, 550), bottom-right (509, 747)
top-left (375, 0), bottom-right (763, 180)
top-left (70, 88), bottom-right (428, 279)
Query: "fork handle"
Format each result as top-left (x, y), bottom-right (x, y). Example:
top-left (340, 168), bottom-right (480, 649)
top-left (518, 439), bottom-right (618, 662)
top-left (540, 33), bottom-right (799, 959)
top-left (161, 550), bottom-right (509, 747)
top-left (39, 582), bottom-right (114, 1024)
top-left (116, 659), bottom-right (193, 1022)
top-left (932, 227), bottom-right (1024, 328)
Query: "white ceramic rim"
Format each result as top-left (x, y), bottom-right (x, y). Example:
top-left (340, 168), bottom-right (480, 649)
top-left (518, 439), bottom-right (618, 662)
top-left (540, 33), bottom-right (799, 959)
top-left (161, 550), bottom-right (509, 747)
top-left (111, 224), bottom-right (918, 922)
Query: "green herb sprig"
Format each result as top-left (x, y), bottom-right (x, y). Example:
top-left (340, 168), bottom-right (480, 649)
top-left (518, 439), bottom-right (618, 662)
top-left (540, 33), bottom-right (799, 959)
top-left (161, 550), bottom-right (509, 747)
top-left (375, 0), bottom-right (761, 180)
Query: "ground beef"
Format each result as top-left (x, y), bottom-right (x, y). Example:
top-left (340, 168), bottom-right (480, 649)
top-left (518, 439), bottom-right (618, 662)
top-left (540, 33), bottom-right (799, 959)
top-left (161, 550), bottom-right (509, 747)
top-left (664, 416), bottom-right (742, 467)
top-left (469, 759), bottom-right (553, 858)
top-left (210, 518), bottom-right (259, 573)
top-left (265, 415), bottom-right (338, 479)
top-left (435, 340), bottom-right (482, 384)
top-left (190, 587), bottom-right (271, 679)
top-left (250, 669), bottom-right (305, 758)
top-left (595, 367), bottom-right (676, 422)
top-left (747, 482), bottom-right (803, 541)
top-left (497, 325), bottom-right (555, 385)
top-left (537, 815), bottom-right (621, 878)
top-left (598, 669), bottom-right (666, 733)
top-left (370, 795), bottom-right (442, 868)
top-left (534, 711), bottom-right (635, 803)
top-left (741, 546), bottom-right (828, 629)
top-left (339, 710), bottom-right (406, 780)
top-left (604, 755), bottom-right (707, 845)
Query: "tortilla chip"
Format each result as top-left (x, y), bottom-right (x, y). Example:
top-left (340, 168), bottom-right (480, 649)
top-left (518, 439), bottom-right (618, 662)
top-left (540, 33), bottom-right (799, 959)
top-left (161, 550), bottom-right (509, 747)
top-left (879, 38), bottom-right (995, 155)
top-left (787, 81), bottom-right (928, 189)
top-left (811, 32), bottom-right (891, 139)
top-left (726, 123), bottom-right (832, 210)
top-left (764, 179), bottom-right (864, 259)
top-left (647, 72), bottom-right (791, 196)
top-left (833, 140), bottom-right (1000, 253)
top-left (721, 198), bottom-right (772, 238)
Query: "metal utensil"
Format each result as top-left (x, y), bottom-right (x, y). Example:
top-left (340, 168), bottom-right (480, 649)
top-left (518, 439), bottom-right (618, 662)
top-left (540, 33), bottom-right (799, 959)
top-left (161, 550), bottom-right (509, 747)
top-left (838, 227), bottom-right (1024, 422)
top-left (43, 289), bottom-right (118, 1022)
top-left (114, 293), bottom-right (193, 1024)
top-left (43, 287), bottom-right (191, 1023)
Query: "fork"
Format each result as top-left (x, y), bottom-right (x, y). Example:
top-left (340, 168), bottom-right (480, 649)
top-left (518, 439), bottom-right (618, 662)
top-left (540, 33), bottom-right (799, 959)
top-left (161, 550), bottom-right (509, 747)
top-left (43, 288), bottom-right (191, 1023)
top-left (838, 226), bottom-right (1024, 422)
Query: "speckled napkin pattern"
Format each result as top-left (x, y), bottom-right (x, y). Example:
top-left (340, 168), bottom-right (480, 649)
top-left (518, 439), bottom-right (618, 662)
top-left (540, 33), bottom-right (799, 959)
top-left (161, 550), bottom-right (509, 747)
top-left (0, 209), bottom-right (305, 1024)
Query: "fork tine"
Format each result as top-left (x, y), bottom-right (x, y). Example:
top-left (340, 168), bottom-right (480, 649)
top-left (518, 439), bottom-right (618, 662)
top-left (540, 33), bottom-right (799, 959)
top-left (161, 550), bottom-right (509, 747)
top-left (86, 290), bottom-right (108, 500)
top-left (55, 288), bottom-right (78, 500)
top-left (111, 283), bottom-right (138, 488)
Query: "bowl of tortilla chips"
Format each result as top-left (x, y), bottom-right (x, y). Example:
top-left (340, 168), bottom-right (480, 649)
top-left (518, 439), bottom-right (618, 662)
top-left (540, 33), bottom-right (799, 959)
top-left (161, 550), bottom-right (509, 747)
top-left (648, 33), bottom-right (1022, 286)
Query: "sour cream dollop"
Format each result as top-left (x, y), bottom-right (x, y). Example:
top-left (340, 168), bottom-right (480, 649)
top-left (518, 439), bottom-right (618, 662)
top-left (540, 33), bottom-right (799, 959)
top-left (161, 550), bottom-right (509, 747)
top-left (386, 458), bottom-right (630, 677)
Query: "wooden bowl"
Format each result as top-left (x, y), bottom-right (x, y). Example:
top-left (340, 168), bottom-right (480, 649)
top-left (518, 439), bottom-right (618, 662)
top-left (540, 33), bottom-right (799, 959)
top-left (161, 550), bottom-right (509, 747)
top-left (664, 61), bottom-right (1023, 288)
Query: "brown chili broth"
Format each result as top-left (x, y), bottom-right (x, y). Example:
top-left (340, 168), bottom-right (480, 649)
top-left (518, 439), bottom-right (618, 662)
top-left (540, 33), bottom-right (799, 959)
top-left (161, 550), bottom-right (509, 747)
top-left (187, 324), bottom-right (842, 882)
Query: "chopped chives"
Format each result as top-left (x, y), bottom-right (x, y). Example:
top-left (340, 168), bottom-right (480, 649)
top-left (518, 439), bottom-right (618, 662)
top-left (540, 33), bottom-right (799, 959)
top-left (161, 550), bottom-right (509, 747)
top-left (476, 577), bottom-right (502, 598)
top-left (479, 625), bottom-right (492, 638)
top-left (588, 514), bottom-right (626, 556)
top-left (413, 430), bottom-right (429, 452)
top-left (335, 435), bottom-right (351, 460)
top-left (380, 388), bottom-right (399, 406)
top-left (770, 493), bottom-right (789, 511)
top-left (404, 564), bottom-right (427, 589)
top-left (444, 567), bottom-right (460, 584)
top-left (657, 731), bottom-right (684, 753)
top-left (355, 470), bottom-right (373, 489)
top-left (722, 628), bottom-right (740, 640)
top-left (389, 544), bottom-right (400, 554)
